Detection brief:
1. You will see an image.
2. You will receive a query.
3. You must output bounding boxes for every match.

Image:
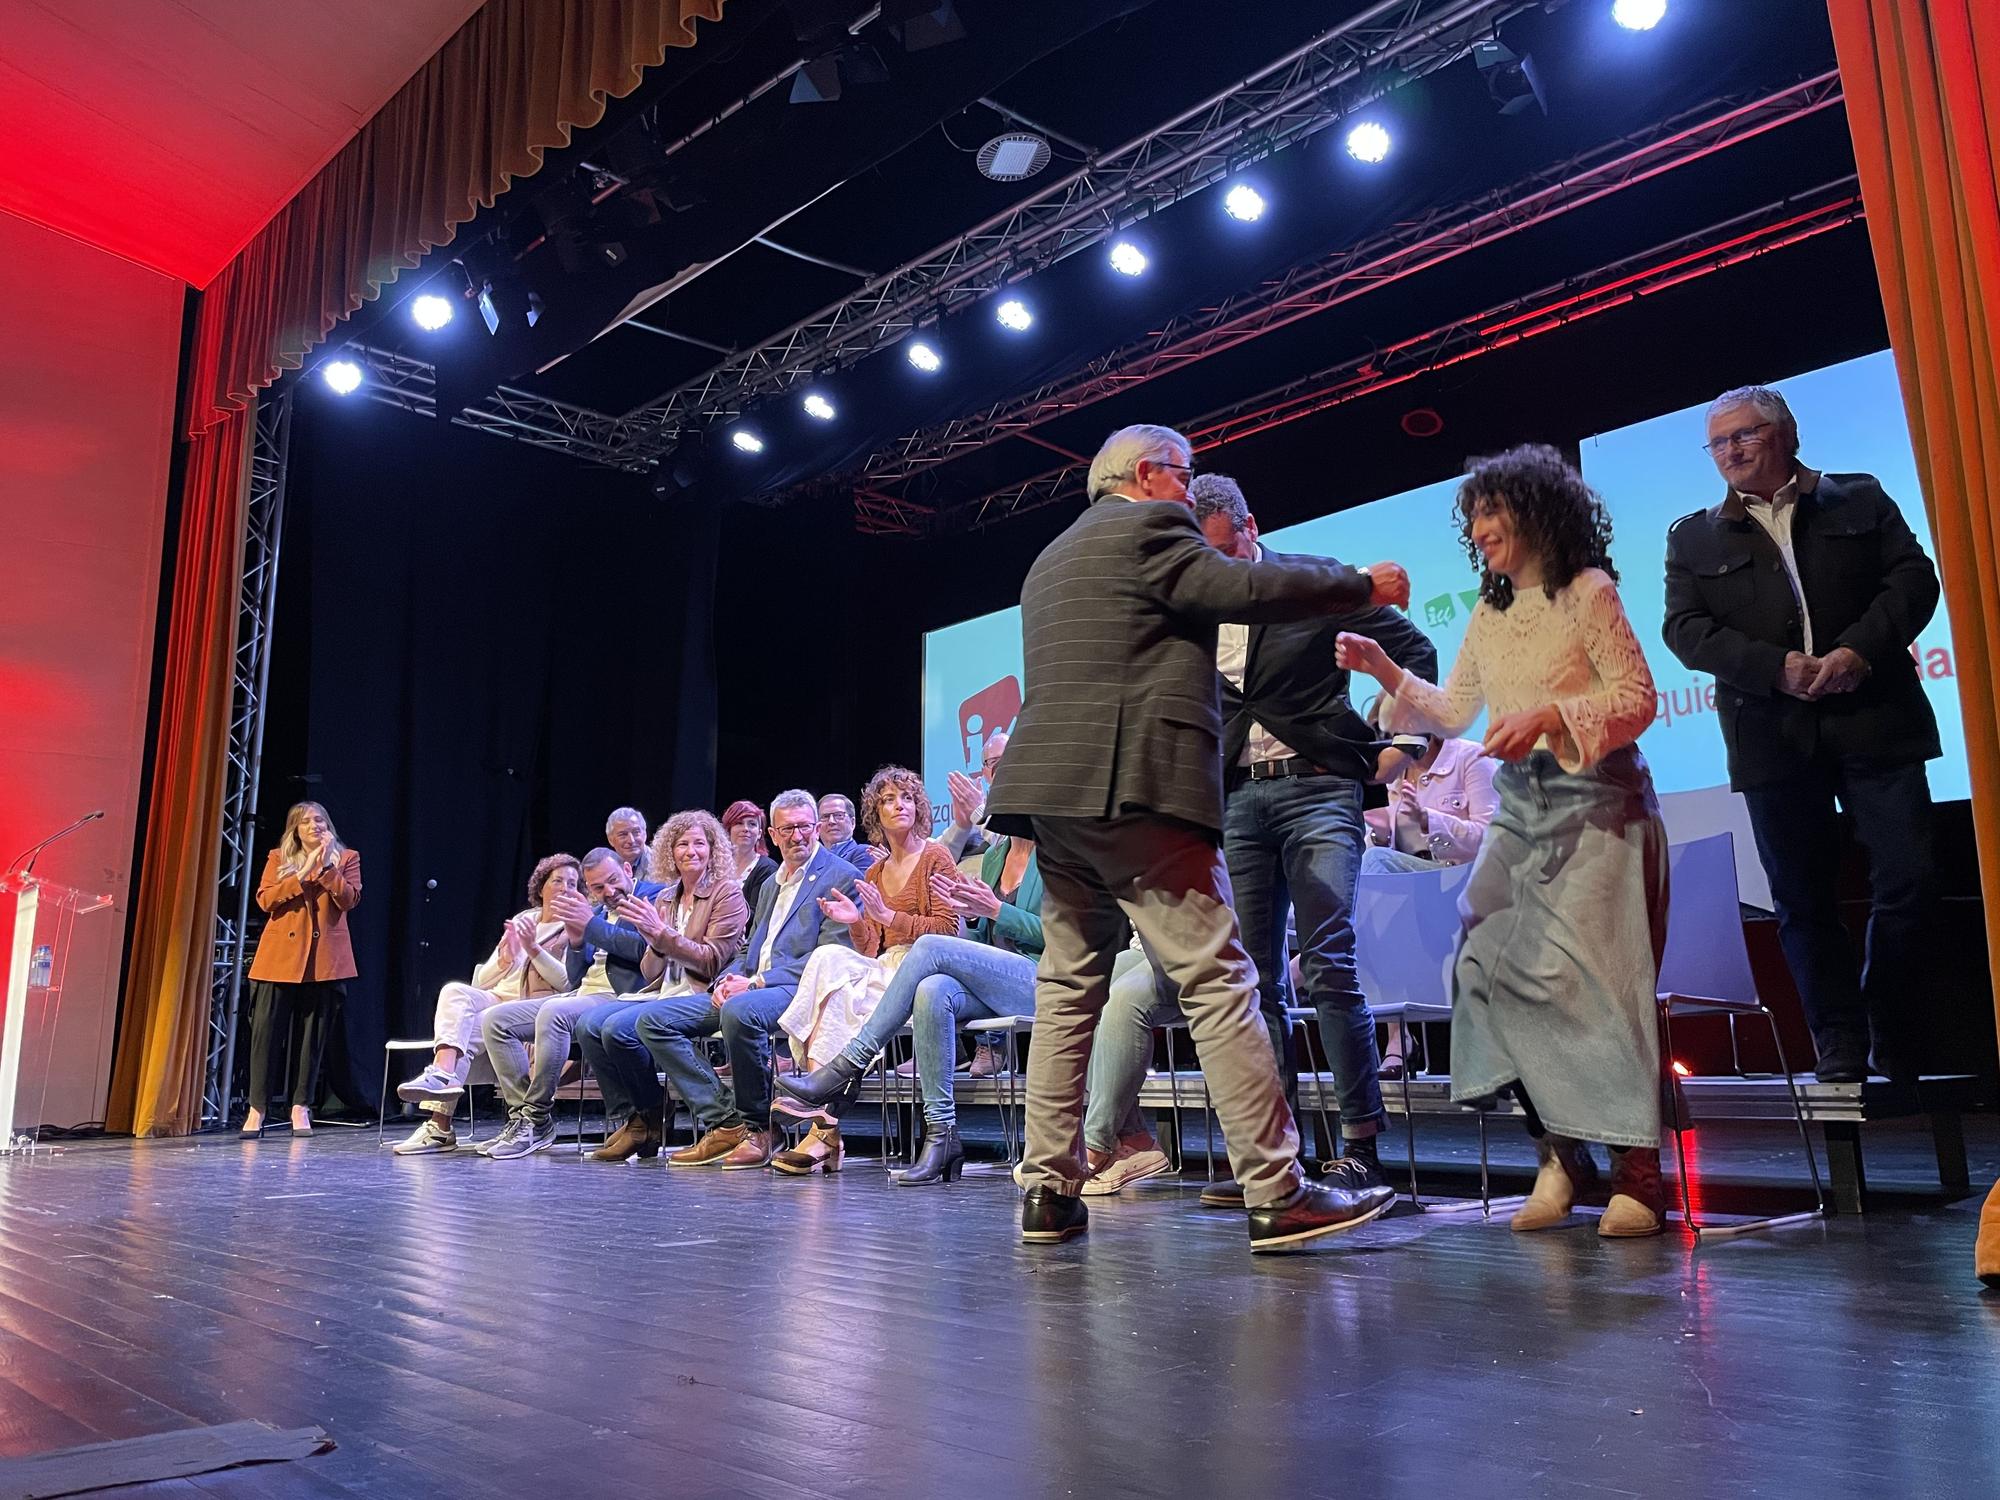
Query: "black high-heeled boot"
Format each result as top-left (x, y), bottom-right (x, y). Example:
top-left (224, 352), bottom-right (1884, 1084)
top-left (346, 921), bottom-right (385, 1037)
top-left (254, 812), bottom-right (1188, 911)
top-left (894, 1123), bottom-right (965, 1185)
top-left (775, 1052), bottom-right (865, 1108)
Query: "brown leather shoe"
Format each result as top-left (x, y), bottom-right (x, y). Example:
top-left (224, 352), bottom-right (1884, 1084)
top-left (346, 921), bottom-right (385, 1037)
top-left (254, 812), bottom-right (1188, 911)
top-left (668, 1123), bottom-right (749, 1167)
top-left (770, 1122), bottom-right (843, 1175)
top-left (720, 1128), bottom-right (774, 1170)
top-left (1977, 1179), bottom-right (2000, 1290)
top-left (591, 1109), bottom-right (662, 1162)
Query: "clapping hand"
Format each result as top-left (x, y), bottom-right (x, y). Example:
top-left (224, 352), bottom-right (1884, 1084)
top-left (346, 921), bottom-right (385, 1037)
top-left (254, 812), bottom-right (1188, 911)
top-left (1363, 561), bottom-right (1411, 609)
top-left (1394, 778), bottom-right (1428, 832)
top-left (818, 887), bottom-right (862, 925)
top-left (947, 770), bottom-right (985, 828)
top-left (510, 911), bottom-right (540, 950)
top-left (854, 880), bottom-right (893, 925)
top-left (551, 890), bottom-right (594, 936)
top-left (499, 919), bottom-right (527, 964)
top-left (931, 870), bottom-right (1002, 921)
top-left (616, 894), bottom-right (666, 944)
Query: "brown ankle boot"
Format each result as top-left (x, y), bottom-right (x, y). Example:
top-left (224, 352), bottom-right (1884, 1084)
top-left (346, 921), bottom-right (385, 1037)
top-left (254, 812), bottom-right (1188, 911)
top-left (591, 1109), bottom-right (662, 1162)
top-left (1511, 1134), bottom-right (1598, 1232)
top-left (1599, 1146), bottom-right (1665, 1237)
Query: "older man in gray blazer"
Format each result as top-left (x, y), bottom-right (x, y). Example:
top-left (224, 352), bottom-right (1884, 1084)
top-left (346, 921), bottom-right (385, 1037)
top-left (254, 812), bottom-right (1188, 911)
top-left (986, 423), bottom-right (1410, 1253)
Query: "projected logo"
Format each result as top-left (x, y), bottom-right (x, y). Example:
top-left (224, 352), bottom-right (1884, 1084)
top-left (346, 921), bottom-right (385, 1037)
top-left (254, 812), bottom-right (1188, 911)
top-left (958, 676), bottom-right (1022, 767)
top-left (1423, 590), bottom-right (1483, 630)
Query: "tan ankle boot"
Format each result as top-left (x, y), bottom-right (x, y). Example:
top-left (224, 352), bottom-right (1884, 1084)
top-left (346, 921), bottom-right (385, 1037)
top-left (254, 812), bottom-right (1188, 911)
top-left (1976, 1180), bottom-right (2000, 1289)
top-left (1599, 1146), bottom-right (1665, 1237)
top-left (1511, 1134), bottom-right (1595, 1232)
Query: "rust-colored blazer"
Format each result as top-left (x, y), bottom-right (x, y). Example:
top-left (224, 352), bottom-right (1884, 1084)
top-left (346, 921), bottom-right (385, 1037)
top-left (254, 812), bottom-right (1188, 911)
top-left (248, 847), bottom-right (362, 982)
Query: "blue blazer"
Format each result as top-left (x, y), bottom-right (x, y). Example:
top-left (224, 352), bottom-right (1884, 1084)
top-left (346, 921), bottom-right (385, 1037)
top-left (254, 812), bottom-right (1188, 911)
top-left (566, 878), bottom-right (666, 995)
top-left (721, 849), bottom-right (860, 992)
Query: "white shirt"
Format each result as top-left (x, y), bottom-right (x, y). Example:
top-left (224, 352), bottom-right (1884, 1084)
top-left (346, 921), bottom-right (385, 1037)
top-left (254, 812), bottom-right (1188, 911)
top-left (756, 847), bottom-right (822, 977)
top-left (1736, 466), bottom-right (1820, 655)
top-left (1215, 541), bottom-right (1302, 766)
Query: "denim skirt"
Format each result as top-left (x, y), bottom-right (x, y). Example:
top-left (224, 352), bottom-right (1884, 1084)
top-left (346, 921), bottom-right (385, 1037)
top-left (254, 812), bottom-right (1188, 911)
top-left (1448, 746), bottom-right (1670, 1148)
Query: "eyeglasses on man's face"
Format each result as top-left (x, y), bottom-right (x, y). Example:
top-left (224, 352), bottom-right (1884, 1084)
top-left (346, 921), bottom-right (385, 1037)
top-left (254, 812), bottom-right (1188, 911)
top-left (1701, 421), bottom-right (1773, 457)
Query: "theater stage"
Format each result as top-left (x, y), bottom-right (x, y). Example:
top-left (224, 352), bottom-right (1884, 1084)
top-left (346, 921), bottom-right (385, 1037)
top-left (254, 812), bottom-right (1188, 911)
top-left (1, 1119), bottom-right (1995, 1500)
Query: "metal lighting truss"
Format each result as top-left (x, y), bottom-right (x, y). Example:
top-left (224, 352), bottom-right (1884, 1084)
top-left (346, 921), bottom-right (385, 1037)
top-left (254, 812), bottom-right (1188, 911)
top-left (848, 70), bottom-right (1845, 530)
top-left (943, 182), bottom-right (1865, 532)
top-left (202, 390), bottom-right (294, 1128)
top-left (612, 0), bottom-right (1539, 457)
top-left (354, 345), bottom-right (655, 472)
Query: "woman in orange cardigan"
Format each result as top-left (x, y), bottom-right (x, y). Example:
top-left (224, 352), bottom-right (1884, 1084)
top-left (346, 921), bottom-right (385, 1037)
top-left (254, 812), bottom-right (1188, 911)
top-left (243, 802), bottom-right (361, 1136)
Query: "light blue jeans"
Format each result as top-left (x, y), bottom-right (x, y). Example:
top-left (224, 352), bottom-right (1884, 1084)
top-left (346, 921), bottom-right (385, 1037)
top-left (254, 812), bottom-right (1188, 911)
top-left (834, 933), bottom-right (1037, 1128)
top-left (1081, 948), bottom-right (1181, 1155)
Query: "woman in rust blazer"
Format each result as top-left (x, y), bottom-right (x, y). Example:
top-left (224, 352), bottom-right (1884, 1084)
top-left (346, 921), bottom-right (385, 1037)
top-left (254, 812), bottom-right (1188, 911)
top-left (243, 801), bottom-right (361, 1135)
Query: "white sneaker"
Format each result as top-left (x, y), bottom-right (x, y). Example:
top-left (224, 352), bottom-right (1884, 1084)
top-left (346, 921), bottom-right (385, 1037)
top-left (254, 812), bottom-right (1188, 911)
top-left (1082, 1146), bottom-right (1172, 1196)
top-left (392, 1117), bottom-right (457, 1155)
top-left (396, 1065), bottom-right (464, 1106)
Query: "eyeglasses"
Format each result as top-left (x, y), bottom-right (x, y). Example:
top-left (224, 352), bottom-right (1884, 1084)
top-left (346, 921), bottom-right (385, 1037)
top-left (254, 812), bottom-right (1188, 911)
top-left (1701, 422), bottom-right (1773, 456)
top-left (772, 821), bottom-right (817, 839)
top-left (1155, 461), bottom-right (1194, 478)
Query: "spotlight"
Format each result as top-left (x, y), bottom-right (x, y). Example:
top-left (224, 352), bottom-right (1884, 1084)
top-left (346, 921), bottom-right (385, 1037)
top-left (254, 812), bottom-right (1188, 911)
top-left (1345, 121), bottom-right (1391, 164)
top-left (907, 341), bottom-right (943, 372)
top-left (803, 393), bottom-right (837, 421)
top-left (1108, 241), bottom-right (1148, 276)
top-left (321, 359), bottom-right (363, 396)
top-left (731, 430), bottom-right (766, 454)
top-left (1612, 0), bottom-right (1667, 30)
top-left (1671, 1059), bottom-right (1692, 1077)
top-left (1223, 184), bottom-right (1265, 222)
top-left (411, 293), bottom-right (454, 331)
top-left (995, 298), bottom-right (1033, 332)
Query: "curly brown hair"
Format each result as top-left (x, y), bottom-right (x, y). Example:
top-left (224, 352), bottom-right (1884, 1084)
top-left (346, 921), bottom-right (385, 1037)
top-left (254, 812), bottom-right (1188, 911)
top-left (858, 765), bottom-right (931, 845)
top-left (647, 809), bottom-right (739, 888)
top-left (527, 852), bottom-right (581, 907)
top-left (1456, 443), bottom-right (1618, 611)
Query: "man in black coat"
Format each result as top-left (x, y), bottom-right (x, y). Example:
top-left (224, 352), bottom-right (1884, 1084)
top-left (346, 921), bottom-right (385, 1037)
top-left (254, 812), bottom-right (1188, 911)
top-left (985, 423), bottom-right (1409, 1252)
top-left (1663, 384), bottom-right (1942, 1081)
top-left (1191, 473), bottom-right (1438, 1201)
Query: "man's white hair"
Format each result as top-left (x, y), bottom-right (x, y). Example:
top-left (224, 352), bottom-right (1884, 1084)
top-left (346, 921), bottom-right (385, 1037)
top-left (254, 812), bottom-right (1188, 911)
top-left (1707, 385), bottom-right (1800, 457)
top-left (771, 788), bottom-right (818, 822)
top-left (1087, 424), bottom-right (1190, 500)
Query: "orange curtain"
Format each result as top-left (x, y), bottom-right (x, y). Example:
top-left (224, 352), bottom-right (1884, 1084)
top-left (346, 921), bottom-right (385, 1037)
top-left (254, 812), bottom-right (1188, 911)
top-left (1824, 0), bottom-right (2000, 1276)
top-left (184, 0), bottom-right (726, 438)
top-left (107, 409), bottom-right (253, 1135)
top-left (113, 0), bottom-right (727, 1135)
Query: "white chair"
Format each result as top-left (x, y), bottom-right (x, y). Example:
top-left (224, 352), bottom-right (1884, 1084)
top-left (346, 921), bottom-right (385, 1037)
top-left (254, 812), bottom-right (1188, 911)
top-left (1353, 859), bottom-right (1479, 1208)
top-left (963, 1014), bottom-right (1034, 1165)
top-left (377, 1038), bottom-right (475, 1148)
top-left (1657, 832), bottom-right (1826, 1238)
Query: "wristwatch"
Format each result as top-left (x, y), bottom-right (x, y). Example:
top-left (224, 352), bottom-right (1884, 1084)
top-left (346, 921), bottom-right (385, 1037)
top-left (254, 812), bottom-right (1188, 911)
top-left (1357, 566), bottom-right (1373, 589)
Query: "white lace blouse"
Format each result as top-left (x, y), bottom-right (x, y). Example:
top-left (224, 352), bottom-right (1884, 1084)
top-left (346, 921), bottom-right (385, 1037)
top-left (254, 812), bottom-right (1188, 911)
top-left (1382, 568), bottom-right (1656, 772)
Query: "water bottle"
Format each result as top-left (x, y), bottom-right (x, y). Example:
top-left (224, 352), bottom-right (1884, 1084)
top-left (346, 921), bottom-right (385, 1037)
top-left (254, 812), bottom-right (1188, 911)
top-left (28, 945), bottom-right (53, 988)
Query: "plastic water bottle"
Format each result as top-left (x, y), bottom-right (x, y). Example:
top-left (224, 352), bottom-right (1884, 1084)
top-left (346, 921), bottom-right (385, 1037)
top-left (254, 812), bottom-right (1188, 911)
top-left (28, 945), bottom-right (52, 988)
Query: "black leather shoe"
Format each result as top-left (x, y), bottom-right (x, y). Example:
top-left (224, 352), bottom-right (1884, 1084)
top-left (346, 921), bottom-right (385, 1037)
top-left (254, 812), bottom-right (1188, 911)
top-left (775, 1053), bottom-right (866, 1108)
top-left (1199, 1178), bottom-right (1245, 1208)
top-left (1020, 1187), bottom-right (1088, 1244)
top-left (1247, 1179), bottom-right (1395, 1253)
top-left (1320, 1155), bottom-right (1392, 1195)
top-left (1813, 1032), bottom-right (1869, 1084)
top-left (895, 1124), bottom-right (965, 1186)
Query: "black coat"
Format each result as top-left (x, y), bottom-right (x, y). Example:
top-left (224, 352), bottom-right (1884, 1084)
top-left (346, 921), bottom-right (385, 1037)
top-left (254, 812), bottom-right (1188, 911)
top-left (986, 497), bottom-right (1374, 838)
top-left (1661, 469), bottom-right (1940, 790)
top-left (1220, 553), bottom-right (1440, 781)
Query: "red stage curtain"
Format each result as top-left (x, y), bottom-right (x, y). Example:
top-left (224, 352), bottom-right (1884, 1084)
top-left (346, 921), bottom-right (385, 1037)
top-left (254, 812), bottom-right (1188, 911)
top-left (112, 0), bottom-right (726, 1136)
top-left (183, 0), bottom-right (726, 438)
top-left (1824, 0), bottom-right (2000, 1280)
top-left (106, 409), bottom-right (253, 1136)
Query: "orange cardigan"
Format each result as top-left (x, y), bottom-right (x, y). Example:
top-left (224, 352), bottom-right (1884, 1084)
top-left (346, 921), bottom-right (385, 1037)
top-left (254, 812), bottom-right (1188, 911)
top-left (849, 841), bottom-right (960, 958)
top-left (248, 847), bottom-right (362, 982)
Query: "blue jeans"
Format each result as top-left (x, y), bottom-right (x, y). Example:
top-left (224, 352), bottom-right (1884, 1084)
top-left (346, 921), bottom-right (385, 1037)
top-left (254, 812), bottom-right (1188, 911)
top-left (610, 984), bottom-right (797, 1132)
top-left (1082, 948), bottom-right (1180, 1154)
top-left (578, 999), bottom-right (665, 1123)
top-left (1223, 772), bottom-right (1383, 1136)
top-left (835, 934), bottom-right (1037, 1128)
top-left (1361, 845), bottom-right (1436, 876)
top-left (1742, 757), bottom-right (1933, 1059)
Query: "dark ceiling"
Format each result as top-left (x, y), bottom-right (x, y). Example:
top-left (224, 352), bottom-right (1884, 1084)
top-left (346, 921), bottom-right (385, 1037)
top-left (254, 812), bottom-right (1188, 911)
top-left (326, 0), bottom-right (1855, 531)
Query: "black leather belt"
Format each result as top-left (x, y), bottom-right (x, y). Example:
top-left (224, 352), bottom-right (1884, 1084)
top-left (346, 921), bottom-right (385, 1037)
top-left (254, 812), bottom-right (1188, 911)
top-left (1244, 755), bottom-right (1332, 782)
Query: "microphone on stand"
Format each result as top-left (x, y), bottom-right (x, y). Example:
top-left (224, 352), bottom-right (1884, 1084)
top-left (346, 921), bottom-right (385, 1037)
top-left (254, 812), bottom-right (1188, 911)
top-left (9, 811), bottom-right (105, 875)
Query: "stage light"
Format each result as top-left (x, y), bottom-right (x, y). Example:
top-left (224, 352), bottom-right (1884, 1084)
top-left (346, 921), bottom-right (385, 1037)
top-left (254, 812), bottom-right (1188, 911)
top-left (1223, 184), bottom-right (1265, 222)
top-left (907, 340), bottom-right (943, 372)
top-left (995, 298), bottom-right (1033, 331)
top-left (411, 293), bottom-right (454, 331)
top-left (803, 393), bottom-right (837, 421)
top-left (1108, 241), bottom-right (1148, 276)
top-left (1346, 121), bottom-right (1392, 164)
top-left (1671, 1059), bottom-right (1691, 1077)
top-left (1612, 0), bottom-right (1667, 30)
top-left (731, 430), bottom-right (766, 454)
top-left (321, 359), bottom-right (363, 396)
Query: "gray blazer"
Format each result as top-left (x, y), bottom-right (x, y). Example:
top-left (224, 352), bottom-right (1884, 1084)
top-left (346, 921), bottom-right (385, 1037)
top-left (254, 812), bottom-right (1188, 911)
top-left (987, 496), bottom-right (1374, 838)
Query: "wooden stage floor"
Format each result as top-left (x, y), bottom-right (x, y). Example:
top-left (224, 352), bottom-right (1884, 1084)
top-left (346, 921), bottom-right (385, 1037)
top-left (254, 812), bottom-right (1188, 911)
top-left (2, 1118), bottom-right (1997, 1500)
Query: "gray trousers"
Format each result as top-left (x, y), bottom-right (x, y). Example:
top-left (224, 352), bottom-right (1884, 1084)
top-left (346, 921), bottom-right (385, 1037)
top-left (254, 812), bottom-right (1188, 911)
top-left (481, 993), bottom-right (632, 1118)
top-left (1025, 813), bottom-right (1304, 1208)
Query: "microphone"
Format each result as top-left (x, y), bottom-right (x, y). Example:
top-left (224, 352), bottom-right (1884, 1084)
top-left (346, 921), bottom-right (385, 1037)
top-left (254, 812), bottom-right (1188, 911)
top-left (10, 811), bottom-right (105, 876)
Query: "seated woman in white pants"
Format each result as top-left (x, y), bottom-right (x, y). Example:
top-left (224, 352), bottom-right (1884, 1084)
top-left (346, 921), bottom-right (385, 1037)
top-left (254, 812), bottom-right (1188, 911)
top-left (391, 853), bottom-right (579, 1154)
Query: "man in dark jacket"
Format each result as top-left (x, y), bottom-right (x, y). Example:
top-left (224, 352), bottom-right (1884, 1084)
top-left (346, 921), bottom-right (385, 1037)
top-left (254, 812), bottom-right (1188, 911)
top-left (985, 423), bottom-right (1409, 1252)
top-left (1663, 384), bottom-right (1941, 1081)
top-left (1191, 474), bottom-right (1438, 1199)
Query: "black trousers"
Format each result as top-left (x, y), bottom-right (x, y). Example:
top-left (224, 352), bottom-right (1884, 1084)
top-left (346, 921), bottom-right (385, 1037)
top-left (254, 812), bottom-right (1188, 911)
top-left (246, 980), bottom-right (344, 1109)
top-left (1740, 755), bottom-right (1934, 1060)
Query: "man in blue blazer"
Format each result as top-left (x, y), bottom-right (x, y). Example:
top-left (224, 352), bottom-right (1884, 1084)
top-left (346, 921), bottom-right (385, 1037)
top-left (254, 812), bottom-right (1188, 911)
top-left (585, 789), bottom-right (860, 1168)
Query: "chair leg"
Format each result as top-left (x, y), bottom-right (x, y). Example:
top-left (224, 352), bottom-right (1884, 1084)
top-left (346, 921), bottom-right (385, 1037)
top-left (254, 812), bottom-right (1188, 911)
top-left (1477, 1110), bottom-right (1490, 1218)
top-left (1200, 1075), bottom-right (1215, 1185)
top-left (377, 1049), bottom-right (392, 1149)
top-left (1661, 1007), bottom-right (1700, 1238)
top-left (1400, 1056), bottom-right (1420, 1208)
top-left (1763, 1007), bottom-right (1828, 1220)
top-left (1164, 1028), bottom-right (1185, 1175)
